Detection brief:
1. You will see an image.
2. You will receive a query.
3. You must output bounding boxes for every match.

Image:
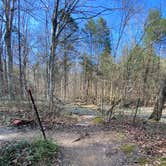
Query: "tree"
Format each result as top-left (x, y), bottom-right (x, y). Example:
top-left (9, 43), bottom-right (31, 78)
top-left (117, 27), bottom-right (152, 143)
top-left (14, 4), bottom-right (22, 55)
top-left (97, 17), bottom-right (111, 53)
top-left (123, 45), bottom-right (143, 82)
top-left (3, 0), bottom-right (16, 100)
top-left (81, 19), bottom-right (97, 101)
top-left (80, 52), bottom-right (93, 101)
top-left (0, 6), bottom-right (4, 97)
top-left (149, 77), bottom-right (166, 121)
top-left (48, 0), bottom-right (79, 110)
top-left (17, 0), bottom-right (23, 97)
top-left (99, 48), bottom-right (113, 80)
top-left (60, 15), bottom-right (78, 100)
top-left (144, 9), bottom-right (166, 45)
top-left (145, 9), bottom-right (166, 120)
top-left (81, 17), bottom-right (111, 103)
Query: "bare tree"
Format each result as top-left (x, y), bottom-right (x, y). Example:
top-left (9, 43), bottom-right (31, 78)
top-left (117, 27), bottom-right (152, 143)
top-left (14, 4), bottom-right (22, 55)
top-left (3, 0), bottom-right (16, 99)
top-left (0, 8), bottom-right (4, 96)
top-left (18, 0), bottom-right (23, 97)
top-left (48, 0), bottom-right (79, 110)
top-left (112, 0), bottom-right (142, 58)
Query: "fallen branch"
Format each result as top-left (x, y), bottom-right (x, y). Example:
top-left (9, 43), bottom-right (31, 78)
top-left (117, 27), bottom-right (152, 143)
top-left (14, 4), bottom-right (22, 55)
top-left (72, 132), bottom-right (90, 143)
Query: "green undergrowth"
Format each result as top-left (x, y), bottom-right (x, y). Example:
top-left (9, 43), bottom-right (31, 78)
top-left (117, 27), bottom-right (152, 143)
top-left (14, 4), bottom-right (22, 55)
top-left (137, 157), bottom-right (150, 165)
top-left (92, 117), bottom-right (104, 124)
top-left (121, 144), bottom-right (137, 155)
top-left (116, 132), bottom-right (125, 140)
top-left (0, 138), bottom-right (59, 166)
top-left (159, 157), bottom-right (166, 166)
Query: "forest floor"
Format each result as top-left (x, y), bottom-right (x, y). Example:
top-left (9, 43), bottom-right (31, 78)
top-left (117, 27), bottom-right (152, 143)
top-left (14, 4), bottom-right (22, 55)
top-left (0, 102), bottom-right (166, 166)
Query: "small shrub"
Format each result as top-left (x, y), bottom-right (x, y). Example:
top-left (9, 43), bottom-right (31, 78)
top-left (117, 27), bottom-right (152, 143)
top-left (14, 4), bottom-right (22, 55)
top-left (92, 117), bottom-right (104, 124)
top-left (159, 157), bottom-right (166, 166)
top-left (137, 157), bottom-right (150, 165)
top-left (116, 132), bottom-right (125, 140)
top-left (30, 139), bottom-right (58, 164)
top-left (0, 139), bottom-right (58, 166)
top-left (121, 144), bottom-right (136, 154)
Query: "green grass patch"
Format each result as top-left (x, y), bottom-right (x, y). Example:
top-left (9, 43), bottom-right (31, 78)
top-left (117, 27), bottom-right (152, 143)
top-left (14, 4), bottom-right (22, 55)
top-left (137, 157), bottom-right (150, 165)
top-left (116, 132), bottom-right (125, 140)
top-left (121, 144), bottom-right (137, 155)
top-left (159, 157), bottom-right (166, 166)
top-left (0, 139), bottom-right (58, 166)
top-left (92, 117), bottom-right (104, 124)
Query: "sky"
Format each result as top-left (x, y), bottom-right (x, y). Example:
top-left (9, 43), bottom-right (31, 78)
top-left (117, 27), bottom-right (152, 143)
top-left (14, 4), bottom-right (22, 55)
top-left (76, 0), bottom-right (166, 57)
top-left (100, 0), bottom-right (166, 57)
top-left (26, 0), bottom-right (166, 63)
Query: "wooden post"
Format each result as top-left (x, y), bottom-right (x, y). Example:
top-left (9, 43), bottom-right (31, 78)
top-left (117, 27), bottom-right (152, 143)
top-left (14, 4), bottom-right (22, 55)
top-left (28, 89), bottom-right (46, 140)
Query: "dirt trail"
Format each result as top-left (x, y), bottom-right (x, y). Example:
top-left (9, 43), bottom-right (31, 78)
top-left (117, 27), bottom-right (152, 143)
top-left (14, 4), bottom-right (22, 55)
top-left (0, 104), bottom-right (142, 166)
top-left (0, 124), bottom-right (141, 166)
top-left (52, 130), bottom-right (133, 166)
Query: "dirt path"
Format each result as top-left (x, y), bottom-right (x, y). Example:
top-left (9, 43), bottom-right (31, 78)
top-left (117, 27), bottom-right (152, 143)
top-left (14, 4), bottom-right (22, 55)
top-left (1, 103), bottom-right (165, 165)
top-left (52, 130), bottom-right (135, 166)
top-left (0, 124), bottom-right (142, 166)
top-left (0, 104), bottom-right (144, 166)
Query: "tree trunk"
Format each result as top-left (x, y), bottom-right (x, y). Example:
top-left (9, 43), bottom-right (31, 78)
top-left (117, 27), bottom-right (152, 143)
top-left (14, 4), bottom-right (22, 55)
top-left (0, 46), bottom-right (3, 96)
top-left (44, 10), bottom-right (49, 100)
top-left (4, 0), bottom-right (15, 100)
top-left (149, 77), bottom-right (166, 121)
top-left (64, 53), bottom-right (68, 100)
top-left (5, 28), bottom-right (14, 99)
top-left (0, 23), bottom-right (4, 96)
top-left (48, 0), bottom-right (60, 111)
top-left (18, 0), bottom-right (23, 98)
top-left (22, 33), bottom-right (28, 91)
top-left (4, 51), bottom-right (8, 94)
top-left (48, 42), bottom-right (57, 111)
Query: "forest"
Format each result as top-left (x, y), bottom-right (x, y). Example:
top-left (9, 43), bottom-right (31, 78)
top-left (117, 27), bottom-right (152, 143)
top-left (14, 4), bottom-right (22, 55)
top-left (0, 0), bottom-right (166, 165)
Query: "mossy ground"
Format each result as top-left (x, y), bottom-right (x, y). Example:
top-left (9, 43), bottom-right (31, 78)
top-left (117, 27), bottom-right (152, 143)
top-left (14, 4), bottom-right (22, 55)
top-left (120, 144), bottom-right (137, 155)
top-left (92, 117), bottom-right (104, 124)
top-left (116, 132), bottom-right (125, 140)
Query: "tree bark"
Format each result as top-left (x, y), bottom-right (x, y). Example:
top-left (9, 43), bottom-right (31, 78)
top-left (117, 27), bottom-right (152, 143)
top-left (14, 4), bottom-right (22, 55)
top-left (22, 32), bottom-right (28, 91)
top-left (64, 52), bottom-right (68, 100)
top-left (18, 0), bottom-right (23, 97)
top-left (0, 22), bottom-right (4, 96)
top-left (0, 48), bottom-right (3, 96)
top-left (4, 0), bottom-right (15, 100)
top-left (48, 0), bottom-right (60, 111)
top-left (149, 76), bottom-right (166, 121)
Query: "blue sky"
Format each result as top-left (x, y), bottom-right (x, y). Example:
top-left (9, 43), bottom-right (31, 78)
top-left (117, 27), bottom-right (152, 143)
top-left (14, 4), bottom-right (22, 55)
top-left (74, 0), bottom-right (166, 56)
top-left (100, 0), bottom-right (166, 57)
top-left (28, 0), bottom-right (166, 62)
